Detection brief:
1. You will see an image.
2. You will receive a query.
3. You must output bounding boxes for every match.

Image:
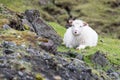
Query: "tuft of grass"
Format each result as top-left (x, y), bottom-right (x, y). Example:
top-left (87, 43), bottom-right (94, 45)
top-left (0, 29), bottom-right (37, 46)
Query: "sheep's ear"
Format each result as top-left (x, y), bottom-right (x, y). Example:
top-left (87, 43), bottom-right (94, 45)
top-left (69, 20), bottom-right (73, 24)
top-left (83, 22), bottom-right (88, 26)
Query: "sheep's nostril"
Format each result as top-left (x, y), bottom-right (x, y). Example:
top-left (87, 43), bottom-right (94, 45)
top-left (75, 32), bottom-right (77, 33)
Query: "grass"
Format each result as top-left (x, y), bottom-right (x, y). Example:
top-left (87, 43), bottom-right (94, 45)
top-left (48, 22), bottom-right (66, 38)
top-left (0, 0), bottom-right (40, 12)
top-left (49, 22), bottom-right (120, 68)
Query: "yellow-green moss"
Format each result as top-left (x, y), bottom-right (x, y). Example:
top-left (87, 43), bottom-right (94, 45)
top-left (35, 73), bottom-right (45, 80)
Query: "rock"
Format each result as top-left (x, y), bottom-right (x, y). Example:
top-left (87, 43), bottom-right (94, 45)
top-left (3, 49), bottom-right (14, 54)
top-left (66, 51), bottom-right (78, 58)
top-left (91, 51), bottom-right (109, 67)
top-left (39, 39), bottom-right (57, 53)
top-left (108, 72), bottom-right (120, 80)
top-left (2, 24), bottom-right (11, 30)
top-left (0, 68), bottom-right (16, 80)
top-left (9, 18), bottom-right (25, 31)
top-left (2, 41), bottom-right (16, 48)
top-left (24, 10), bottom-right (62, 45)
top-left (25, 10), bottom-right (40, 23)
top-left (54, 75), bottom-right (62, 80)
top-left (67, 59), bottom-right (87, 72)
top-left (79, 69), bottom-right (92, 80)
top-left (27, 48), bottom-right (36, 55)
top-left (18, 71), bottom-right (24, 77)
top-left (17, 71), bottom-right (34, 80)
top-left (76, 54), bottom-right (84, 60)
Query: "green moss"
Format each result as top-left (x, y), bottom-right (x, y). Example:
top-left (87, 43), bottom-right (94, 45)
top-left (23, 24), bottom-right (30, 30)
top-left (35, 73), bottom-right (45, 80)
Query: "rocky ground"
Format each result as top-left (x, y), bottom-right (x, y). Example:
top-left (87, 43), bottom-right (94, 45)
top-left (0, 4), bottom-right (120, 80)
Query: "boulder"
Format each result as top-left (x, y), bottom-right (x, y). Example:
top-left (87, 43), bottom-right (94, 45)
top-left (91, 51), bottom-right (109, 67)
top-left (25, 10), bottom-right (62, 45)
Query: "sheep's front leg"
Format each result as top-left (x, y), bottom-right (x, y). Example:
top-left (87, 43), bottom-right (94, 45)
top-left (76, 45), bottom-right (86, 50)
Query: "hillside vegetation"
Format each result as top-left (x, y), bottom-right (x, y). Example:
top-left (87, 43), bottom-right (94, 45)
top-left (0, 0), bottom-right (120, 80)
top-left (0, 0), bottom-right (120, 38)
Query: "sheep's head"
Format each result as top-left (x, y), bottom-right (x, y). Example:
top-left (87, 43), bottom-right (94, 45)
top-left (71, 20), bottom-right (88, 36)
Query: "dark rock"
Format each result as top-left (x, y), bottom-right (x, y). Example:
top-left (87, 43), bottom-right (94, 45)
top-left (39, 39), bottom-right (57, 53)
top-left (2, 24), bottom-right (11, 30)
top-left (91, 51), bottom-right (109, 67)
top-left (67, 59), bottom-right (87, 71)
top-left (65, 51), bottom-right (83, 60)
top-left (3, 49), bottom-right (14, 54)
top-left (76, 54), bottom-right (84, 60)
top-left (107, 68), bottom-right (114, 74)
top-left (24, 49), bottom-right (110, 80)
top-left (79, 68), bottom-right (98, 80)
top-left (24, 10), bottom-right (62, 45)
top-left (25, 10), bottom-right (40, 23)
top-left (66, 51), bottom-right (78, 58)
top-left (9, 18), bottom-right (25, 31)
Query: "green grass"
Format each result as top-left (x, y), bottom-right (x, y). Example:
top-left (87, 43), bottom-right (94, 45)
top-left (48, 22), bottom-right (66, 38)
top-left (49, 22), bottom-right (120, 68)
top-left (0, 0), bottom-right (40, 12)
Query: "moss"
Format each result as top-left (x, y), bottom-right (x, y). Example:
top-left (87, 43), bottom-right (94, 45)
top-left (23, 24), bottom-right (30, 30)
top-left (35, 73), bottom-right (45, 80)
top-left (0, 18), bottom-right (9, 27)
top-left (0, 29), bottom-right (37, 46)
top-left (40, 10), bottom-right (55, 22)
top-left (55, 0), bottom-right (77, 6)
top-left (56, 13), bottom-right (69, 25)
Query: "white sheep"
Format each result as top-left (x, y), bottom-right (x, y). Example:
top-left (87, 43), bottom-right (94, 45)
top-left (63, 19), bottom-right (98, 50)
